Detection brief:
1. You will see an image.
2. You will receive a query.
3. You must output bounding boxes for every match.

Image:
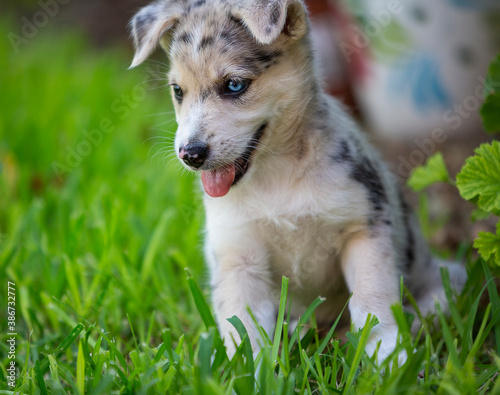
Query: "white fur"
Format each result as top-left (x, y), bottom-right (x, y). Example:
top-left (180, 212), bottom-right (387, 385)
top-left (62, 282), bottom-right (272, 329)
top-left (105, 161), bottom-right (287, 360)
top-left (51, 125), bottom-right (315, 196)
top-left (130, 0), bottom-right (467, 365)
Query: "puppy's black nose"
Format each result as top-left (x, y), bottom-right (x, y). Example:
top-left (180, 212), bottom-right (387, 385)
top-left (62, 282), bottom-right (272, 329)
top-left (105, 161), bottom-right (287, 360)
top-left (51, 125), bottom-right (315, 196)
top-left (179, 142), bottom-right (209, 168)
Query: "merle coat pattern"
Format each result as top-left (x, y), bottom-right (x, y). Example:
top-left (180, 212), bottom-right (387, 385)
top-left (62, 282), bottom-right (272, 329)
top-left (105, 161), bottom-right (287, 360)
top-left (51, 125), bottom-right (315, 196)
top-left (129, 0), bottom-right (466, 364)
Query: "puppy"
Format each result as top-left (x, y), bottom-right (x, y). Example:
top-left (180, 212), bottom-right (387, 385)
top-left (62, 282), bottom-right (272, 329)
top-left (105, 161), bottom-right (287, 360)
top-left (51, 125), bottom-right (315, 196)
top-left (129, 0), bottom-right (467, 363)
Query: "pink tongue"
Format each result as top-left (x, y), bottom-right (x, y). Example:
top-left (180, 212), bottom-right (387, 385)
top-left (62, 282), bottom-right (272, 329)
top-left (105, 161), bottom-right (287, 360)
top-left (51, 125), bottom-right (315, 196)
top-left (201, 164), bottom-right (236, 197)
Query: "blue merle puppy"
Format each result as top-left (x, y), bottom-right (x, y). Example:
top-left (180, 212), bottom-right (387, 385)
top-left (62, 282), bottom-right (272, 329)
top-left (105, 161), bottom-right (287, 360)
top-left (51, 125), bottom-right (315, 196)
top-left (129, 0), bottom-right (467, 364)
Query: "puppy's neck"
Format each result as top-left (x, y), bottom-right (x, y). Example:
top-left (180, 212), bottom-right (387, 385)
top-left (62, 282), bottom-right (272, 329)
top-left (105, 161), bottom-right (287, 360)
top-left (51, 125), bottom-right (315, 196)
top-left (266, 55), bottom-right (324, 160)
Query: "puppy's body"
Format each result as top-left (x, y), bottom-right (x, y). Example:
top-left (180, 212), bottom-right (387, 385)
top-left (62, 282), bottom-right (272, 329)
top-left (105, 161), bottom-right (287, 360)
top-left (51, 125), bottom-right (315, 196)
top-left (130, 0), bottom-right (466, 362)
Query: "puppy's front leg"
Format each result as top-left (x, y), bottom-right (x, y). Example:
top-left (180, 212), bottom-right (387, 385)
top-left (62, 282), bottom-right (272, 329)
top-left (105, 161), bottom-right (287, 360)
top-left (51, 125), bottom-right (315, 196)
top-left (341, 231), bottom-right (403, 364)
top-left (209, 242), bottom-right (275, 359)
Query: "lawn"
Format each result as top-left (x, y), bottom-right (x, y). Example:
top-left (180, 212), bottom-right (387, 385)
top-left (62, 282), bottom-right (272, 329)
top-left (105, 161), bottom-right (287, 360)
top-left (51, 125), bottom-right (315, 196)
top-left (0, 19), bottom-right (499, 394)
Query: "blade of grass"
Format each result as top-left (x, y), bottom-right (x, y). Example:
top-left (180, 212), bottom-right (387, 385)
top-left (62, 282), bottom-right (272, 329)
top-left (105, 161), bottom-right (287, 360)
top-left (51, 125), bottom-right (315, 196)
top-left (198, 329), bottom-right (215, 380)
top-left (101, 333), bottom-right (128, 371)
top-left (93, 333), bottom-right (103, 365)
top-left (482, 260), bottom-right (500, 353)
top-left (466, 304), bottom-right (491, 362)
top-left (38, 323), bottom-right (84, 374)
top-left (344, 315), bottom-right (375, 391)
top-left (186, 268), bottom-right (216, 330)
top-left (317, 299), bottom-right (349, 355)
top-left (491, 356), bottom-right (500, 394)
top-left (272, 276), bottom-right (289, 363)
top-left (34, 360), bottom-right (48, 395)
top-left (77, 339), bottom-right (85, 395)
top-left (440, 267), bottom-right (464, 335)
top-left (436, 303), bottom-right (459, 367)
top-left (48, 354), bottom-right (59, 384)
top-left (282, 321), bottom-right (290, 374)
top-left (127, 313), bottom-right (139, 351)
top-left (459, 279), bottom-right (491, 363)
top-left (227, 315), bottom-right (254, 392)
top-left (288, 296), bottom-right (325, 351)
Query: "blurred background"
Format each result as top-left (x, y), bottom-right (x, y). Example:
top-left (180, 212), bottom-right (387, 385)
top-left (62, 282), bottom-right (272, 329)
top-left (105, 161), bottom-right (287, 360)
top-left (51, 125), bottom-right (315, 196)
top-left (1, 0), bottom-right (499, 340)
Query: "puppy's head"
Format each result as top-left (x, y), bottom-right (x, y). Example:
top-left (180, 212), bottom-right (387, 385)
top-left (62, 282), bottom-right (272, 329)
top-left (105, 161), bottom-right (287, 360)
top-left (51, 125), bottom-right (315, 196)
top-left (130, 0), bottom-right (311, 197)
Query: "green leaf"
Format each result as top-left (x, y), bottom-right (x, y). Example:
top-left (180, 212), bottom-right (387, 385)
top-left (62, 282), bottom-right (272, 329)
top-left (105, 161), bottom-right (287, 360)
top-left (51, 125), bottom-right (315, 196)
top-left (474, 222), bottom-right (500, 267)
top-left (481, 94), bottom-right (500, 133)
top-left (483, 54), bottom-right (500, 96)
top-left (407, 152), bottom-right (450, 191)
top-left (481, 54), bottom-right (500, 133)
top-left (456, 141), bottom-right (500, 213)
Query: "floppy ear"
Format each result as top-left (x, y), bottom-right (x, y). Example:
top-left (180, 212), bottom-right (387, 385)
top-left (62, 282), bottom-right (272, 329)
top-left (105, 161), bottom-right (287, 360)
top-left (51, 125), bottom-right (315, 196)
top-left (232, 0), bottom-right (308, 45)
top-left (129, 1), bottom-right (182, 68)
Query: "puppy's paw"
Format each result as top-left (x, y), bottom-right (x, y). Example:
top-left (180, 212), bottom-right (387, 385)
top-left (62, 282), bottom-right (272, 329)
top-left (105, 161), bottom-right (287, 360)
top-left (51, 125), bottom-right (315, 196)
top-left (365, 325), bottom-right (407, 367)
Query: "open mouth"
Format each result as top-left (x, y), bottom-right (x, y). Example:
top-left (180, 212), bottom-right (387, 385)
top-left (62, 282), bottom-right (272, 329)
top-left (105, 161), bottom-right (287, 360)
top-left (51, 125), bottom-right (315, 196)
top-left (201, 122), bottom-right (267, 198)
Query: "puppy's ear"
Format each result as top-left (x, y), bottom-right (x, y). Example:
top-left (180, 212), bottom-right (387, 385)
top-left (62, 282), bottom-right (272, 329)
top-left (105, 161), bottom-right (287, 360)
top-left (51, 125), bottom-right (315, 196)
top-left (129, 1), bottom-right (182, 68)
top-left (233, 0), bottom-right (308, 45)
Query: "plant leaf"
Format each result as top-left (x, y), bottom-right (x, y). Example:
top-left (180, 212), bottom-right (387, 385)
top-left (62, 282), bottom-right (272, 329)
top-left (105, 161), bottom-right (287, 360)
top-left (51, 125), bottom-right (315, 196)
top-left (456, 141), bottom-right (500, 213)
top-left (481, 94), bottom-right (500, 133)
top-left (407, 152), bottom-right (449, 191)
top-left (481, 54), bottom-right (500, 133)
top-left (473, 222), bottom-right (500, 267)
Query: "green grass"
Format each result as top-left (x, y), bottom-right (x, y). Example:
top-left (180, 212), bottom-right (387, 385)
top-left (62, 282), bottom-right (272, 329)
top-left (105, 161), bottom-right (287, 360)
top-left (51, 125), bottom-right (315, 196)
top-left (0, 19), bottom-right (499, 394)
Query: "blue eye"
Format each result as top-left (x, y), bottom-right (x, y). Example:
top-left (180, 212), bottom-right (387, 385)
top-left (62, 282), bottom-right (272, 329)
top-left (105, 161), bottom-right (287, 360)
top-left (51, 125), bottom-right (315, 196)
top-left (225, 79), bottom-right (248, 94)
top-left (172, 84), bottom-right (183, 101)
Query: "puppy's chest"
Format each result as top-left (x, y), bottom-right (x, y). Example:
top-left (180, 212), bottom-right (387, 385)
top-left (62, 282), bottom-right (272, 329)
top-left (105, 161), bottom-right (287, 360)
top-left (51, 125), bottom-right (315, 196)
top-left (260, 216), bottom-right (347, 292)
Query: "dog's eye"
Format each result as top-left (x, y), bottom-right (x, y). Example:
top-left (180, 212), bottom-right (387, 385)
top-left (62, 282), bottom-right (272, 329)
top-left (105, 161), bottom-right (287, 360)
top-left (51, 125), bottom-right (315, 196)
top-left (172, 84), bottom-right (183, 101)
top-left (225, 79), bottom-right (248, 95)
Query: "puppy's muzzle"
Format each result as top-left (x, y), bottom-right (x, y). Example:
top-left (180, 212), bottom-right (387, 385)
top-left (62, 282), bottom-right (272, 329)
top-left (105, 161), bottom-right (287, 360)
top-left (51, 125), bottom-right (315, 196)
top-left (179, 142), bottom-right (209, 169)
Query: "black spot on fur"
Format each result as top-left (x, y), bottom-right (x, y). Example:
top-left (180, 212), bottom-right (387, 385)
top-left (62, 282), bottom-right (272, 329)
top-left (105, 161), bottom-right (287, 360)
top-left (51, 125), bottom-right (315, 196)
top-left (254, 122), bottom-right (267, 141)
top-left (240, 57), bottom-right (260, 75)
top-left (254, 50), bottom-right (282, 70)
top-left (220, 29), bottom-right (234, 42)
top-left (219, 28), bottom-right (239, 47)
top-left (333, 140), bottom-right (352, 162)
top-left (406, 229), bottom-right (415, 268)
top-left (351, 157), bottom-right (387, 216)
top-left (133, 11), bottom-right (155, 45)
top-left (256, 50), bottom-right (280, 64)
top-left (198, 36), bottom-right (214, 51)
top-left (193, 0), bottom-right (205, 7)
top-left (269, 4), bottom-right (281, 25)
top-left (228, 13), bottom-right (242, 25)
top-left (399, 191), bottom-right (415, 269)
top-left (237, 51), bottom-right (280, 76)
top-left (134, 13), bottom-right (153, 31)
top-left (232, 122), bottom-right (267, 186)
top-left (176, 31), bottom-right (193, 44)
